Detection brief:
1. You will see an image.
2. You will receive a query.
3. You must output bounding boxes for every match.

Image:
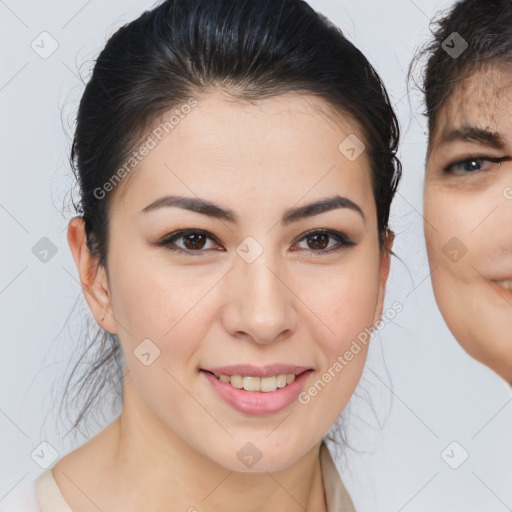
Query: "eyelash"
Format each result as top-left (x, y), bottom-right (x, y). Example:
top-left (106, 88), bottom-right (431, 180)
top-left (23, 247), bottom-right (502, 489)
top-left (156, 229), bottom-right (355, 256)
top-left (443, 155), bottom-right (508, 174)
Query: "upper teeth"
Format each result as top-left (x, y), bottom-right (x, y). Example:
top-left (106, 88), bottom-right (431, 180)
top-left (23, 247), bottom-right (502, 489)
top-left (214, 373), bottom-right (297, 392)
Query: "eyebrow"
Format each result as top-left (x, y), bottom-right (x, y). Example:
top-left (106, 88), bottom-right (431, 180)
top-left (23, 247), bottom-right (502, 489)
top-left (438, 125), bottom-right (505, 150)
top-left (139, 194), bottom-right (365, 224)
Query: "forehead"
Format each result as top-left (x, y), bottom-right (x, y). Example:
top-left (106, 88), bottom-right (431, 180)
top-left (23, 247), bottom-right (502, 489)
top-left (113, 91), bottom-right (374, 212)
top-left (433, 65), bottom-right (512, 145)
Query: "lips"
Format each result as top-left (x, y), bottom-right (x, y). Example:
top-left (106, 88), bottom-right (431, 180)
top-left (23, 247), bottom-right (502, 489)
top-left (200, 367), bottom-right (314, 415)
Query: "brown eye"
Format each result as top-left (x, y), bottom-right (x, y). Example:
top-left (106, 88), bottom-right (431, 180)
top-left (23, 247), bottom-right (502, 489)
top-left (292, 229), bottom-right (355, 255)
top-left (307, 232), bottom-right (330, 251)
top-left (182, 232), bottom-right (207, 250)
top-left (156, 229), bottom-right (224, 255)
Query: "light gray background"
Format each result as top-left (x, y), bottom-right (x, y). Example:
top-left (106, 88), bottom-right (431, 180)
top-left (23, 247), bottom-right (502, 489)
top-left (1, 1), bottom-right (511, 511)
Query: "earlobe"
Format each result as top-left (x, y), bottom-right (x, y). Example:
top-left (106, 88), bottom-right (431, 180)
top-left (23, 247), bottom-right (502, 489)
top-left (67, 216), bottom-right (115, 332)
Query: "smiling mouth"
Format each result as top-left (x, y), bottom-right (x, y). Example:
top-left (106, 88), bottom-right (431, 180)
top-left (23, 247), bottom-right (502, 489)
top-left (202, 370), bottom-right (309, 392)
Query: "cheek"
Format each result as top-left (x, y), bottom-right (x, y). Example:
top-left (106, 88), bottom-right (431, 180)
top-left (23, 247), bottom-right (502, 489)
top-left (425, 184), bottom-right (506, 272)
top-left (424, 184), bottom-right (454, 251)
top-left (296, 262), bottom-right (379, 416)
top-left (424, 183), bottom-right (472, 269)
top-left (305, 250), bottom-right (381, 354)
top-left (107, 244), bottom-right (218, 373)
top-left (108, 259), bottom-right (220, 421)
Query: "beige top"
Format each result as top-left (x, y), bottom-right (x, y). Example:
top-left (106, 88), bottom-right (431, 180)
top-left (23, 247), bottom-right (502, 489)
top-left (34, 441), bottom-right (355, 512)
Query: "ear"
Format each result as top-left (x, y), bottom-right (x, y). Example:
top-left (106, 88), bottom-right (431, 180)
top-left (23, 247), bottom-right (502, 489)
top-left (67, 216), bottom-right (116, 333)
top-left (373, 229), bottom-right (394, 326)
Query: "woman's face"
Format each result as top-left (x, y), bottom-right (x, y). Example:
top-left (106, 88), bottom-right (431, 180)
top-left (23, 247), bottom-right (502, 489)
top-left (93, 91), bottom-right (391, 471)
top-left (424, 67), bottom-right (512, 383)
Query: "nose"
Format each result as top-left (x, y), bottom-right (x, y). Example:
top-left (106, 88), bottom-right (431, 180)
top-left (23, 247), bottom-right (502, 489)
top-left (222, 251), bottom-right (296, 345)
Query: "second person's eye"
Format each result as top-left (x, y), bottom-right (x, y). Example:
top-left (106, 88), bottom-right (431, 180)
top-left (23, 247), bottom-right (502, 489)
top-left (444, 156), bottom-right (507, 174)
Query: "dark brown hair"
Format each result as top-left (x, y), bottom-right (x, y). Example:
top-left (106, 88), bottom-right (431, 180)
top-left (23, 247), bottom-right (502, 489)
top-left (419, 0), bottom-right (512, 139)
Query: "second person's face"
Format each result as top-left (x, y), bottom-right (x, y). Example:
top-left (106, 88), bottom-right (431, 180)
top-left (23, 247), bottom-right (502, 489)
top-left (424, 66), bottom-right (512, 383)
